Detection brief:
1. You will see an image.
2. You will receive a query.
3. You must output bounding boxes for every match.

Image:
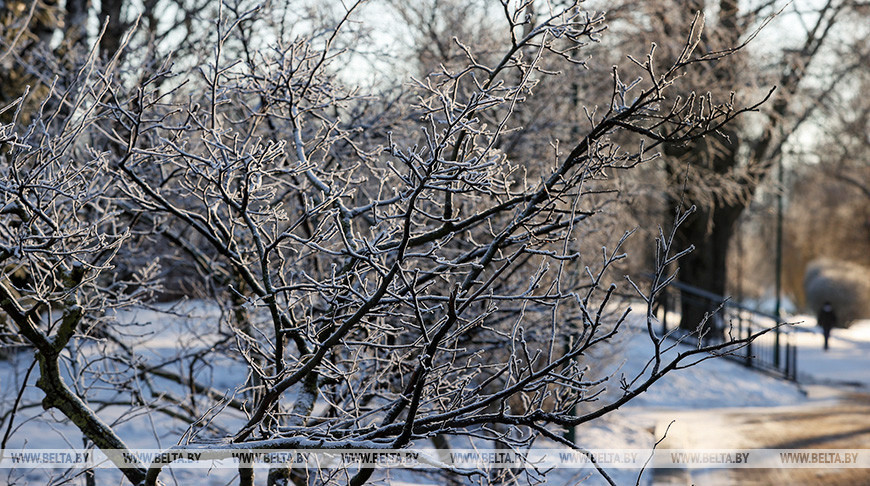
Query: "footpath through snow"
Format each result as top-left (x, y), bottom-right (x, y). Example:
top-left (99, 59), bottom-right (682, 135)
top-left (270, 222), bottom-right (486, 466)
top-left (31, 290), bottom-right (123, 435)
top-left (573, 315), bottom-right (870, 485)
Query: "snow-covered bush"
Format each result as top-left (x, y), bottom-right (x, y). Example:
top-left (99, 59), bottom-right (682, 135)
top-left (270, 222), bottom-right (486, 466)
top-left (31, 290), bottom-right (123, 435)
top-left (804, 259), bottom-right (870, 327)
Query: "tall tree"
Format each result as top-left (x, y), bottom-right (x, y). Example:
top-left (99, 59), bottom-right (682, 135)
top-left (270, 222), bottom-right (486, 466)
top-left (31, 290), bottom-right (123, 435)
top-left (617, 0), bottom-right (869, 331)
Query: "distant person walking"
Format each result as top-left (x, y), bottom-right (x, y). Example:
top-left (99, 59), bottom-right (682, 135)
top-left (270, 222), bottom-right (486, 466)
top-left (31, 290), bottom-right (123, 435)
top-left (817, 301), bottom-right (837, 351)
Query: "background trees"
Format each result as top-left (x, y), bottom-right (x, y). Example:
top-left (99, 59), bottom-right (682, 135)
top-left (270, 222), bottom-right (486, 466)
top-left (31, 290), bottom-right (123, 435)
top-left (0, 1), bottom-right (809, 485)
top-left (588, 0), bottom-right (870, 329)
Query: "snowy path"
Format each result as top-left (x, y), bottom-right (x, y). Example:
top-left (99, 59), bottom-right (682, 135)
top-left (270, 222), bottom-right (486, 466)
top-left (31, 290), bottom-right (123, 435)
top-left (790, 318), bottom-right (870, 387)
top-left (640, 387), bottom-right (870, 485)
top-left (575, 317), bottom-right (870, 486)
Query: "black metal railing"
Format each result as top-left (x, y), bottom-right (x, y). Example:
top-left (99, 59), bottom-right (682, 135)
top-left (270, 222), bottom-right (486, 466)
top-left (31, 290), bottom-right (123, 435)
top-left (653, 279), bottom-right (797, 381)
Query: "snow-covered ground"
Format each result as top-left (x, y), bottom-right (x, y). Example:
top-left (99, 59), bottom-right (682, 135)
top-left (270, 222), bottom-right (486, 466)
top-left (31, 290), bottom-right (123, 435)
top-left (790, 317), bottom-right (870, 386)
top-left (2, 305), bottom-right (868, 485)
top-left (573, 315), bottom-right (870, 485)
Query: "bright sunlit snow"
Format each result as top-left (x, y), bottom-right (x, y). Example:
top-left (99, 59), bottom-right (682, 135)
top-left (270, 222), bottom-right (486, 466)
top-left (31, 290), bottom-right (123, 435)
top-left (3, 306), bottom-right (869, 485)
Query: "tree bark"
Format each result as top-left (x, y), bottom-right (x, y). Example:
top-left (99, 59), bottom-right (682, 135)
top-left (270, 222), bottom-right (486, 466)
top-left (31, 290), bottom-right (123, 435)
top-left (666, 128), bottom-right (744, 333)
top-left (674, 197), bottom-right (742, 334)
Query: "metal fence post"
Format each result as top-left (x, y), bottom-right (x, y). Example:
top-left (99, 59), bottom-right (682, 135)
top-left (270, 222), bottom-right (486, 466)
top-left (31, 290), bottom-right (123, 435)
top-left (745, 322), bottom-right (752, 367)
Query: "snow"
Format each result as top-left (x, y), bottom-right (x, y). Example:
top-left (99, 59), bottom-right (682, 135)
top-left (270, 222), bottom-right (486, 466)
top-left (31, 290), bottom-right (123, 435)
top-left (0, 301), bottom-right (250, 485)
top-left (569, 314), bottom-right (870, 485)
top-left (617, 325), bottom-right (807, 409)
top-left (789, 317), bottom-right (870, 386)
top-left (3, 305), bottom-right (870, 485)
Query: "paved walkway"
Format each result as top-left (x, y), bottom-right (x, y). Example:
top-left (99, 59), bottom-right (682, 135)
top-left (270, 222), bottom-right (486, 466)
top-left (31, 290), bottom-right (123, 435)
top-left (651, 386), bottom-right (870, 485)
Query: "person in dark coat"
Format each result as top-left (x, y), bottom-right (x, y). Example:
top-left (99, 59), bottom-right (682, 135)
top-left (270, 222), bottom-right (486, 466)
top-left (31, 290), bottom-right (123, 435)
top-left (817, 301), bottom-right (837, 351)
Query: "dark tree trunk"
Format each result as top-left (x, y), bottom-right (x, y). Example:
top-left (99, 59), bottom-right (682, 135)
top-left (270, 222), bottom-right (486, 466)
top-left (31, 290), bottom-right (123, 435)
top-left (665, 128), bottom-right (745, 334)
top-left (674, 199), bottom-right (742, 334)
top-left (658, 1), bottom-right (759, 335)
top-left (99, 0), bottom-right (125, 57)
